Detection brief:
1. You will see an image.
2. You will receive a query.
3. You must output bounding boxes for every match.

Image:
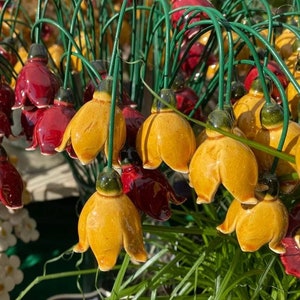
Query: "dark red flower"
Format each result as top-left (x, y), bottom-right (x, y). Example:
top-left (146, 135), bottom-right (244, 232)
top-left (0, 77), bottom-right (14, 124)
top-left (280, 204), bottom-right (300, 278)
top-left (20, 107), bottom-right (47, 141)
top-left (13, 43), bottom-right (61, 109)
top-left (171, 0), bottom-right (214, 39)
top-left (0, 37), bottom-right (17, 66)
top-left (179, 41), bottom-right (217, 79)
top-left (83, 60), bottom-right (108, 103)
top-left (26, 87), bottom-right (77, 155)
top-left (120, 148), bottom-right (186, 221)
top-left (121, 105), bottom-right (146, 147)
top-left (0, 111), bottom-right (14, 143)
top-left (0, 145), bottom-right (23, 209)
top-left (244, 61), bottom-right (289, 103)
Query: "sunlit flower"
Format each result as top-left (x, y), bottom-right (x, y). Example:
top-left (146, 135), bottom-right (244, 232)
top-left (136, 89), bottom-right (196, 173)
top-left (189, 109), bottom-right (258, 204)
top-left (73, 167), bottom-right (147, 271)
top-left (56, 78), bottom-right (126, 166)
top-left (217, 174), bottom-right (288, 253)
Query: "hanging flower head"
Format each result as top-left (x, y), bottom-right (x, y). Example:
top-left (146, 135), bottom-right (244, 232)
top-left (0, 76), bottom-right (14, 124)
top-left (13, 43), bottom-right (61, 109)
top-left (56, 78), bottom-right (126, 166)
top-left (26, 87), bottom-right (76, 155)
top-left (217, 174), bottom-right (288, 254)
top-left (136, 88), bottom-right (196, 173)
top-left (120, 147), bottom-right (186, 221)
top-left (0, 145), bottom-right (23, 209)
top-left (73, 167), bottom-right (147, 271)
top-left (189, 109), bottom-right (259, 204)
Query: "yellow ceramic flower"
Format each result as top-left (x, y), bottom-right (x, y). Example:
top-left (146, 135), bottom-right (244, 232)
top-left (233, 79), bottom-right (267, 140)
top-left (285, 65), bottom-right (300, 122)
top-left (189, 109), bottom-right (258, 205)
top-left (217, 177), bottom-right (289, 254)
top-left (275, 29), bottom-right (296, 59)
top-left (252, 103), bottom-right (300, 194)
top-left (73, 167), bottom-right (147, 271)
top-left (56, 78), bottom-right (126, 166)
top-left (136, 89), bottom-right (196, 173)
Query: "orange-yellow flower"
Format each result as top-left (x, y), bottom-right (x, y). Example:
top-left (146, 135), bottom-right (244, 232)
top-left (136, 89), bottom-right (196, 173)
top-left (73, 167), bottom-right (147, 271)
top-left (217, 181), bottom-right (289, 254)
top-left (189, 109), bottom-right (258, 204)
top-left (56, 79), bottom-right (126, 166)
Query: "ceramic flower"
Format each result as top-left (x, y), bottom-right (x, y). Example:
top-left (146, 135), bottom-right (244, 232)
top-left (275, 28), bottom-right (296, 59)
top-left (172, 72), bottom-right (206, 121)
top-left (26, 87), bottom-right (77, 155)
top-left (280, 203), bottom-right (300, 278)
top-left (136, 88), bottom-right (196, 173)
top-left (170, 0), bottom-right (214, 39)
top-left (0, 111), bottom-right (14, 143)
top-left (285, 61), bottom-right (300, 122)
top-left (120, 147), bottom-right (186, 221)
top-left (13, 43), bottom-right (61, 109)
top-left (0, 145), bottom-right (23, 209)
top-left (121, 105), bottom-right (146, 148)
top-left (217, 196), bottom-right (288, 254)
top-left (233, 78), bottom-right (271, 140)
top-left (20, 107), bottom-right (48, 141)
top-left (252, 102), bottom-right (300, 194)
top-left (73, 167), bottom-right (147, 271)
top-left (244, 61), bottom-right (289, 103)
top-left (189, 109), bottom-right (258, 204)
top-left (56, 78), bottom-right (126, 166)
top-left (217, 173), bottom-right (288, 253)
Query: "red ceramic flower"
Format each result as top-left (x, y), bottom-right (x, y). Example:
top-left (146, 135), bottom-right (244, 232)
top-left (120, 148), bottom-right (186, 221)
top-left (26, 87), bottom-right (77, 155)
top-left (121, 105), bottom-right (146, 148)
top-left (171, 0), bottom-right (214, 39)
top-left (13, 43), bottom-right (61, 109)
top-left (179, 41), bottom-right (217, 79)
top-left (0, 76), bottom-right (14, 124)
top-left (244, 61), bottom-right (289, 103)
top-left (83, 60), bottom-right (108, 103)
top-left (0, 37), bottom-right (17, 66)
top-left (280, 204), bottom-right (300, 278)
top-left (0, 111), bottom-right (14, 143)
top-left (0, 145), bottom-right (23, 209)
top-left (20, 107), bottom-right (47, 141)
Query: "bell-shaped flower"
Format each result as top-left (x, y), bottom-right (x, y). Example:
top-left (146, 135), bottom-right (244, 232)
top-left (0, 145), bottom-right (23, 209)
top-left (26, 87), bottom-right (76, 155)
top-left (73, 167), bottom-right (147, 271)
top-left (20, 107), bottom-right (47, 141)
top-left (120, 147), bottom-right (186, 221)
top-left (121, 105), bottom-right (146, 148)
top-left (233, 78), bottom-right (273, 140)
top-left (136, 89), bottom-right (196, 173)
top-left (13, 43), bottom-right (61, 109)
top-left (217, 174), bottom-right (288, 253)
top-left (253, 102), bottom-right (300, 194)
top-left (0, 111), bottom-right (14, 143)
top-left (280, 203), bottom-right (300, 278)
top-left (189, 109), bottom-right (258, 204)
top-left (56, 78), bottom-right (126, 166)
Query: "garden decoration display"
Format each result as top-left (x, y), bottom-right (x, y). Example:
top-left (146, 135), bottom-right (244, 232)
top-left (1, 0), bottom-right (300, 299)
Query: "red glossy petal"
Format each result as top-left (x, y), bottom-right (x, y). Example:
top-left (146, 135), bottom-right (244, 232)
top-left (280, 237), bottom-right (300, 278)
